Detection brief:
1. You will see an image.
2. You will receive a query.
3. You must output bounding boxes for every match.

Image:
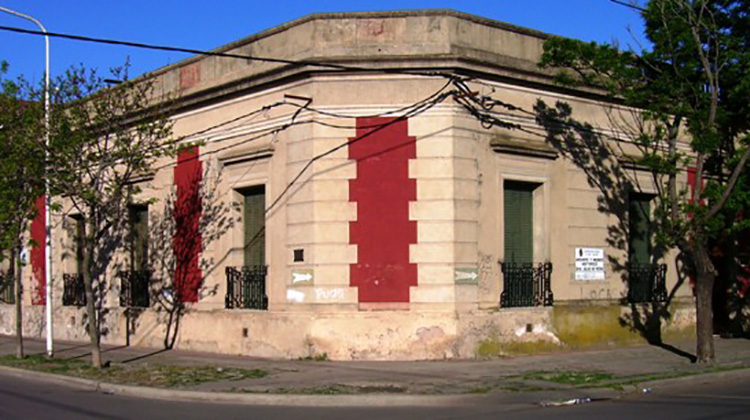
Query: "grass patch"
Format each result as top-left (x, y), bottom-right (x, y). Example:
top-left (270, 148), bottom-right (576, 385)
top-left (599, 364), bottom-right (750, 389)
top-left (465, 381), bottom-right (551, 394)
top-left (0, 355), bottom-right (267, 388)
top-left (525, 371), bottom-right (616, 386)
top-left (297, 353), bottom-right (329, 362)
top-left (466, 385), bottom-right (495, 395)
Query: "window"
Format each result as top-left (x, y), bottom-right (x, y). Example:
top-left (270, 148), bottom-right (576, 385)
top-left (0, 270), bottom-right (14, 304)
top-left (129, 205), bottom-right (149, 272)
top-left (226, 185), bottom-right (268, 310)
top-left (628, 193), bottom-right (652, 267)
top-left (72, 215), bottom-right (85, 275)
top-left (121, 205), bottom-right (150, 308)
top-left (627, 193), bottom-right (667, 303)
top-left (504, 181), bottom-right (536, 264)
top-left (242, 186), bottom-right (266, 268)
top-left (501, 180), bottom-right (553, 307)
top-left (63, 215), bottom-right (87, 307)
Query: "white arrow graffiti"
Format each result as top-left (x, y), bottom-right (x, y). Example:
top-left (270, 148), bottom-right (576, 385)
top-left (292, 272), bottom-right (313, 283)
top-left (455, 270), bottom-right (478, 281)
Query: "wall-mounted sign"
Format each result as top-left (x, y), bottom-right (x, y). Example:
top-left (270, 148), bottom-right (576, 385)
top-left (575, 247), bottom-right (605, 281)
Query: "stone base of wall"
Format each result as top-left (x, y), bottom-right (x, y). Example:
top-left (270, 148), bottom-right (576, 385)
top-left (0, 300), bottom-right (696, 360)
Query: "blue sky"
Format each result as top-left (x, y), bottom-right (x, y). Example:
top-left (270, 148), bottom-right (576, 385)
top-left (0, 1), bottom-right (647, 84)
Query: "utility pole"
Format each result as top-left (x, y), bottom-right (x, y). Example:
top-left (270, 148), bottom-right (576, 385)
top-left (0, 5), bottom-right (53, 357)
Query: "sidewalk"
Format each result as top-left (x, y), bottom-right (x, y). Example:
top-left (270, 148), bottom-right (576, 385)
top-left (1, 335), bottom-right (749, 406)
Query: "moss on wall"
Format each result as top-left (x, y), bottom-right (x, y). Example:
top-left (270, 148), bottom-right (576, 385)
top-left (475, 338), bottom-right (565, 357)
top-left (476, 339), bottom-right (502, 358)
top-left (552, 305), bottom-right (695, 349)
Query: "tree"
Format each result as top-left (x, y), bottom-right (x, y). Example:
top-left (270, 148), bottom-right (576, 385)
top-left (49, 64), bottom-right (174, 368)
top-left (0, 61), bottom-right (46, 359)
top-left (538, 0), bottom-right (750, 362)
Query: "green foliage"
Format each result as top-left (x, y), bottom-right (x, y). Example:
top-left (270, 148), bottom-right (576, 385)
top-left (44, 61), bottom-right (175, 367)
top-left (298, 352), bottom-right (329, 361)
top-left (540, 0), bottom-right (750, 254)
top-left (0, 61), bottom-right (46, 254)
top-left (539, 1), bottom-right (750, 363)
top-left (523, 370), bottom-right (615, 386)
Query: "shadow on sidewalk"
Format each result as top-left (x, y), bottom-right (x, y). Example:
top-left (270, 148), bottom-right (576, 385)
top-left (120, 348), bottom-right (171, 364)
top-left (63, 345), bottom-right (130, 361)
top-left (29, 342), bottom-right (90, 357)
top-left (652, 342), bottom-right (697, 363)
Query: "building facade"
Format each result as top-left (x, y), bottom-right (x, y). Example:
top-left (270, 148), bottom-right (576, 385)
top-left (2, 11), bottom-right (696, 359)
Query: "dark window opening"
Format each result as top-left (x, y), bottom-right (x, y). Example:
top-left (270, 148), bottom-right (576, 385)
top-left (627, 193), bottom-right (667, 303)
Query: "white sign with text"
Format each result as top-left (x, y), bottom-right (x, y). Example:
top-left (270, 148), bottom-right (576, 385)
top-left (575, 247), bottom-right (605, 281)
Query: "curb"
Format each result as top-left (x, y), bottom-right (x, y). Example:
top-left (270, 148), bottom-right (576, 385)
top-left (534, 367), bottom-right (750, 407)
top-left (633, 367), bottom-right (750, 392)
top-left (0, 365), bottom-right (479, 407)
top-left (2, 364), bottom-right (749, 407)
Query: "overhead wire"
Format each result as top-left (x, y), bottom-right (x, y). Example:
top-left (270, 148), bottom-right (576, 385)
top-left (147, 76), bottom-right (456, 181)
top-left (10, 16), bottom-right (645, 204)
top-left (0, 24), bottom-right (447, 78)
top-left (2, 22), bottom-right (664, 163)
top-left (264, 79), bottom-right (458, 214)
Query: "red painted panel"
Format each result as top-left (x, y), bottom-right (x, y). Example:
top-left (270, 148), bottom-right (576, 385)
top-left (30, 195), bottom-right (46, 305)
top-left (173, 146), bottom-right (203, 303)
top-left (687, 166), bottom-right (707, 206)
top-left (349, 118), bottom-right (417, 303)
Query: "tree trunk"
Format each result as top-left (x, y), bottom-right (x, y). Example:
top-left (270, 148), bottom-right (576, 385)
top-left (82, 220), bottom-right (102, 369)
top-left (9, 245), bottom-right (23, 359)
top-left (694, 244), bottom-right (716, 363)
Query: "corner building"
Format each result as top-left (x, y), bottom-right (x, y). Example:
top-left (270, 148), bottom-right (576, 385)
top-left (7, 11), bottom-right (696, 359)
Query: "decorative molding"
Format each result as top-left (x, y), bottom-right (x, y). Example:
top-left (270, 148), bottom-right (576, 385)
top-left (491, 137), bottom-right (558, 160)
top-left (219, 145), bottom-right (274, 166)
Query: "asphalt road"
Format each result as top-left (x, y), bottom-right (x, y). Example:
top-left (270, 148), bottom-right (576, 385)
top-left (1, 371), bottom-right (750, 420)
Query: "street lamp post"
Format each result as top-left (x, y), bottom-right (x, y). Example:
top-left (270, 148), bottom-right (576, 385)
top-left (0, 5), bottom-right (53, 358)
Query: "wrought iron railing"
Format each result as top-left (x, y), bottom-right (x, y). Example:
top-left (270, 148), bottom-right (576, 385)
top-left (0, 272), bottom-right (14, 304)
top-left (627, 263), bottom-right (668, 303)
top-left (500, 262), bottom-right (553, 308)
top-left (119, 270), bottom-right (150, 308)
top-left (225, 266), bottom-right (268, 310)
top-left (62, 273), bottom-right (86, 307)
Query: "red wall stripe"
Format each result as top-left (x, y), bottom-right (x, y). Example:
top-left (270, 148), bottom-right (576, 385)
top-left (30, 195), bottom-right (46, 305)
top-left (173, 146), bottom-right (203, 303)
top-left (349, 118), bottom-right (417, 303)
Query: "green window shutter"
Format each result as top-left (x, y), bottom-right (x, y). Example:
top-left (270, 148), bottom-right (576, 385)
top-left (628, 194), bottom-right (651, 265)
top-left (130, 206), bottom-right (149, 272)
top-left (504, 181), bottom-right (534, 264)
top-left (74, 216), bottom-right (85, 275)
top-left (243, 186), bottom-right (266, 267)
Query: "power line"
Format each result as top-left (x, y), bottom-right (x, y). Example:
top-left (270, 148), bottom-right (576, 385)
top-left (609, 0), bottom-right (647, 13)
top-left (109, 78), bottom-right (459, 176)
top-left (265, 81), bottom-right (456, 215)
top-left (0, 24), bottom-right (447, 78)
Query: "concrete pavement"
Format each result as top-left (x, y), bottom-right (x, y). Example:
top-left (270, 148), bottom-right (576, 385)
top-left (1, 335), bottom-right (749, 406)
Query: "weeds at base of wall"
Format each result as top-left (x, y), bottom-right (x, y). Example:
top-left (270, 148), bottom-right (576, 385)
top-left (297, 352), bottom-right (329, 362)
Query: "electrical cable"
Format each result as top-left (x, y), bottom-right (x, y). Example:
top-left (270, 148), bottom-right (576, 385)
top-left (0, 24), bottom-right (447, 78)
top-left (264, 87), bottom-right (456, 215)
